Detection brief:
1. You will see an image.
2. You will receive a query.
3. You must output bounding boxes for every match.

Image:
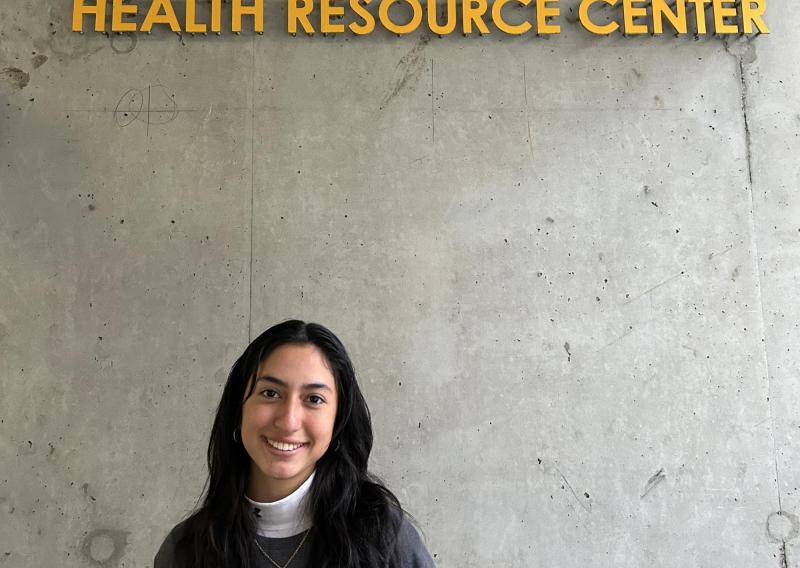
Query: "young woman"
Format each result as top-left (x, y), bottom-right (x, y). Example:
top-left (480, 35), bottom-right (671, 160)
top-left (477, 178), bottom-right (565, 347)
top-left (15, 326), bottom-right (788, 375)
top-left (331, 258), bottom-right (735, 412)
top-left (154, 320), bottom-right (435, 568)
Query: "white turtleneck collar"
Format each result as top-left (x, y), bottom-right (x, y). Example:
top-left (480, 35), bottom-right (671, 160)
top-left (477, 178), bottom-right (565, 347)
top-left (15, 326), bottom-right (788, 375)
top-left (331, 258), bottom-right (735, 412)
top-left (245, 472), bottom-right (315, 538)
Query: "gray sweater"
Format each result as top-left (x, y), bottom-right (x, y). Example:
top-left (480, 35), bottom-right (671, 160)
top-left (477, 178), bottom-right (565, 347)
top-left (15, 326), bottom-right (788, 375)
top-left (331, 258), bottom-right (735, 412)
top-left (154, 515), bottom-right (436, 568)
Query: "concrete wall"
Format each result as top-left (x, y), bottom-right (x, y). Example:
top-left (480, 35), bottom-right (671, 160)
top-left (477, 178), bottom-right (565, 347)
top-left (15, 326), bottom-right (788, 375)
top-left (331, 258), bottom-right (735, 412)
top-left (1, 1), bottom-right (798, 566)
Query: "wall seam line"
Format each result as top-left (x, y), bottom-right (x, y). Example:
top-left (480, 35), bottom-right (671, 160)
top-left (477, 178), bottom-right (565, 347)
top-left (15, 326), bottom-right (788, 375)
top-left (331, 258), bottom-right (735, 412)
top-left (248, 33), bottom-right (256, 343)
top-left (738, 55), bottom-right (781, 514)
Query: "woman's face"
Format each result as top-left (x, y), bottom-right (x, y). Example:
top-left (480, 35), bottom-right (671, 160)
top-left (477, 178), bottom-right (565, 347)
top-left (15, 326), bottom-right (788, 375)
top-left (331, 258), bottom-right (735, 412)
top-left (240, 343), bottom-right (338, 502)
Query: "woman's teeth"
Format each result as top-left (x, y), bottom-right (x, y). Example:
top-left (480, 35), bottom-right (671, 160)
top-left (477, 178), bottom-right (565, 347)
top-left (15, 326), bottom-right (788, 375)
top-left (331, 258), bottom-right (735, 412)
top-left (267, 439), bottom-right (304, 451)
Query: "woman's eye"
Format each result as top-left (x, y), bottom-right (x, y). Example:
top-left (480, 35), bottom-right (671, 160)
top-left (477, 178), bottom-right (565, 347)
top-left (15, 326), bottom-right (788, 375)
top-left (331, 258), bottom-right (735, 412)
top-left (308, 395), bottom-right (324, 405)
top-left (261, 389), bottom-right (279, 399)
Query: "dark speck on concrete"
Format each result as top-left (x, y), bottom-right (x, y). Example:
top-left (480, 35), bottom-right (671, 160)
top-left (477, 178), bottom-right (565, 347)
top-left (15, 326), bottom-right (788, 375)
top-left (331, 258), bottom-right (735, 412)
top-left (88, 204), bottom-right (96, 211)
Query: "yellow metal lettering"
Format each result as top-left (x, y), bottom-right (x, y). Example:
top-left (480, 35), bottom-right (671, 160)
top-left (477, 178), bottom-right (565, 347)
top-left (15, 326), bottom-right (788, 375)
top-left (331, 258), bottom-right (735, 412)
top-left (379, 0), bottom-right (423, 34)
top-left (652, 0), bottom-right (687, 34)
top-left (537, 0), bottom-right (560, 34)
top-left (712, 0), bottom-right (738, 33)
top-left (73, 0), bottom-right (107, 32)
top-left (185, 0), bottom-right (207, 33)
top-left (623, 0), bottom-right (648, 34)
top-left (741, 0), bottom-right (768, 34)
top-left (687, 0), bottom-right (710, 33)
top-left (428, 0), bottom-right (457, 34)
top-left (463, 0), bottom-right (490, 34)
top-left (288, 0), bottom-right (315, 33)
top-left (111, 0), bottom-right (137, 32)
top-left (492, 0), bottom-right (531, 34)
top-left (321, 0), bottom-right (345, 33)
top-left (579, 0), bottom-right (619, 34)
top-left (349, 0), bottom-right (376, 34)
top-left (141, 0), bottom-right (181, 32)
top-left (233, 0), bottom-right (264, 33)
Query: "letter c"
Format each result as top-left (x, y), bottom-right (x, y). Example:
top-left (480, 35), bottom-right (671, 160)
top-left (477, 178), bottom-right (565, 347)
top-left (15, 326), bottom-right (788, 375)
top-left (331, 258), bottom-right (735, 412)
top-left (579, 0), bottom-right (619, 34)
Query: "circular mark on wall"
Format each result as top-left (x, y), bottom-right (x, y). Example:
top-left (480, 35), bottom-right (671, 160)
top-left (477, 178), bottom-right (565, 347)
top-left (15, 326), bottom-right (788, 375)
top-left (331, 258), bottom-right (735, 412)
top-left (767, 511), bottom-right (799, 542)
top-left (114, 85), bottom-right (178, 128)
top-left (110, 33), bottom-right (137, 55)
top-left (114, 89), bottom-right (144, 127)
top-left (89, 533), bottom-right (115, 562)
top-left (82, 528), bottom-right (129, 566)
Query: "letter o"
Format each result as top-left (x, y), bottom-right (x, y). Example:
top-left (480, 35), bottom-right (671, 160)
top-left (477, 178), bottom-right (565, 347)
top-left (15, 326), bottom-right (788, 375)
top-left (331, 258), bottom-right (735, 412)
top-left (379, 0), bottom-right (423, 34)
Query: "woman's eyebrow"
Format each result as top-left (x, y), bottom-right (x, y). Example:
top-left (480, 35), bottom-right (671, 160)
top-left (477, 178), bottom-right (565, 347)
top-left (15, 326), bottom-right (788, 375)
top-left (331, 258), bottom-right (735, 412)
top-left (256, 375), bottom-right (333, 391)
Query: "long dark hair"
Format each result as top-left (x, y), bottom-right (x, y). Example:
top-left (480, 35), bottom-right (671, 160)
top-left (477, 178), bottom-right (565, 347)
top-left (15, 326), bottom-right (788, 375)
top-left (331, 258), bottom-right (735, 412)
top-left (174, 320), bottom-right (403, 567)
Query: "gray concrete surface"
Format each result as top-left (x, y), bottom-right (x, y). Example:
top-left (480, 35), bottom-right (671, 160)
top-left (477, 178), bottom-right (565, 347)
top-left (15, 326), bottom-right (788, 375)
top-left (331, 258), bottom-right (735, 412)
top-left (1, 1), bottom-right (797, 566)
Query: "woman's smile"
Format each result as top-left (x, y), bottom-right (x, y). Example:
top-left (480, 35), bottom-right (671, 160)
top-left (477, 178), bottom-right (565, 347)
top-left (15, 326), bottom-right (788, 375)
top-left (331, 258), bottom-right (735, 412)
top-left (264, 437), bottom-right (308, 453)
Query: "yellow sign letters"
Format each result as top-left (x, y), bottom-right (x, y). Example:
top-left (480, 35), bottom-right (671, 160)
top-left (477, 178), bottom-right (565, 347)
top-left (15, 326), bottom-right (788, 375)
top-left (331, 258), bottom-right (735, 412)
top-left (71, 0), bottom-right (768, 35)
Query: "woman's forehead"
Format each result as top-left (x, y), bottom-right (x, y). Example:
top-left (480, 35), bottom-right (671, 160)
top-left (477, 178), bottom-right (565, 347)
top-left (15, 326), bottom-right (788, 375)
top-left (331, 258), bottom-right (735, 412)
top-left (256, 344), bottom-right (335, 385)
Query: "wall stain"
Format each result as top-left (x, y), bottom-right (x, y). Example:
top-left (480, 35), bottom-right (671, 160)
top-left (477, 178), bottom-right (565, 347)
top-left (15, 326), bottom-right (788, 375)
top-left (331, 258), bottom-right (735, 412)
top-left (81, 528), bottom-right (129, 566)
top-left (81, 482), bottom-right (97, 502)
top-left (2, 67), bottom-right (29, 89)
top-left (32, 54), bottom-right (48, 69)
top-left (382, 35), bottom-right (430, 107)
top-left (725, 38), bottom-right (757, 65)
top-left (641, 468), bottom-right (666, 498)
top-left (563, 342), bottom-right (571, 362)
top-left (33, 5), bottom-right (106, 61)
top-left (767, 510), bottom-right (799, 543)
top-left (0, 497), bottom-right (14, 514)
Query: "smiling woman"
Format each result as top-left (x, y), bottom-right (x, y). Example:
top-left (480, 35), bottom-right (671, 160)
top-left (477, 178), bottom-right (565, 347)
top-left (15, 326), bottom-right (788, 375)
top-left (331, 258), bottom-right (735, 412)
top-left (154, 320), bottom-right (435, 568)
top-left (240, 344), bottom-right (339, 504)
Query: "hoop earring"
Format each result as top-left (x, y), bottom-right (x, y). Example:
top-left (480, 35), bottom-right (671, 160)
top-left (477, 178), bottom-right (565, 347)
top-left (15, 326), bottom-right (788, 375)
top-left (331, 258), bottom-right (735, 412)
top-left (233, 428), bottom-right (241, 444)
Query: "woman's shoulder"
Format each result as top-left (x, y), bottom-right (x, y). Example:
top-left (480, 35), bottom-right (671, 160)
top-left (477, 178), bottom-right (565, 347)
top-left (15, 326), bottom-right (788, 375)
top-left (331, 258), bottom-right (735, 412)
top-left (393, 510), bottom-right (437, 568)
top-left (153, 518), bottom-right (192, 568)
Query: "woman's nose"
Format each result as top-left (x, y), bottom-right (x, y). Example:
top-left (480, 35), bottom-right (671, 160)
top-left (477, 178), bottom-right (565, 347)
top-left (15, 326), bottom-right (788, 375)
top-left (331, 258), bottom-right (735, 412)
top-left (274, 399), bottom-right (301, 432)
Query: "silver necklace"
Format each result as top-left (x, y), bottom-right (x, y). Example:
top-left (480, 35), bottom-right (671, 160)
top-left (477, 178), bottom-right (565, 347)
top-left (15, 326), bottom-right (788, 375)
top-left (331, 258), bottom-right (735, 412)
top-left (253, 530), bottom-right (309, 568)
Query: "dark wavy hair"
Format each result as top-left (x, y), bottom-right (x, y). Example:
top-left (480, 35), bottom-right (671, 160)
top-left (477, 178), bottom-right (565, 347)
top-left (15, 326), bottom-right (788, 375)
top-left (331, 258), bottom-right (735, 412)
top-left (173, 320), bottom-right (403, 568)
